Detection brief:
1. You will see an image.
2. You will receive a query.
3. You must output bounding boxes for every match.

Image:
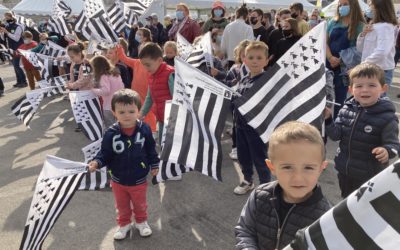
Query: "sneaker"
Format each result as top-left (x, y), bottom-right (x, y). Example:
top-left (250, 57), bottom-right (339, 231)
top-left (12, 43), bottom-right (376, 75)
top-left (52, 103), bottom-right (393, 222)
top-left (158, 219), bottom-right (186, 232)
top-left (168, 175), bottom-right (182, 181)
top-left (229, 148), bottom-right (238, 160)
top-left (74, 127), bottom-right (81, 132)
top-left (234, 180), bottom-right (255, 195)
top-left (113, 224), bottom-right (131, 240)
top-left (135, 221), bottom-right (152, 237)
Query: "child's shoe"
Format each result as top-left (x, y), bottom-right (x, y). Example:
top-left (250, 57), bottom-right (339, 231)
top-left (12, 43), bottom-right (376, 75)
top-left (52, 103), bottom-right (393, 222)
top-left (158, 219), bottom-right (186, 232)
top-left (113, 224), bottom-right (131, 240)
top-left (234, 180), bottom-right (254, 195)
top-left (135, 221), bottom-right (152, 237)
top-left (229, 148), bottom-right (238, 160)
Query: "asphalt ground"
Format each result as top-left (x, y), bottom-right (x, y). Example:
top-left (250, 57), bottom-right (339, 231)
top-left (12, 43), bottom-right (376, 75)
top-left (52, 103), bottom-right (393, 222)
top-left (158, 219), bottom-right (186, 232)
top-left (1, 62), bottom-right (399, 249)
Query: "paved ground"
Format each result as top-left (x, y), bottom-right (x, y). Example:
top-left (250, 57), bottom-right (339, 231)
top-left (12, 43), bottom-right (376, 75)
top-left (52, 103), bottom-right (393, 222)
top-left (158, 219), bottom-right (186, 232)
top-left (0, 62), bottom-right (399, 250)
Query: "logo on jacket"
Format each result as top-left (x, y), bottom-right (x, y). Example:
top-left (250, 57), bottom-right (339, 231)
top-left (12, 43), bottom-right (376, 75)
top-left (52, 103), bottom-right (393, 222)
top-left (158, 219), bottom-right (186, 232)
top-left (112, 134), bottom-right (125, 153)
top-left (364, 125), bottom-right (373, 133)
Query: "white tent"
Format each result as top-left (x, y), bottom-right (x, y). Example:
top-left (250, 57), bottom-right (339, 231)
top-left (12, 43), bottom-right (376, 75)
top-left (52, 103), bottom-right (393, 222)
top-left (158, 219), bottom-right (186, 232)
top-left (12, 0), bottom-right (84, 16)
top-left (0, 4), bottom-right (9, 16)
top-left (322, 0), bottom-right (369, 17)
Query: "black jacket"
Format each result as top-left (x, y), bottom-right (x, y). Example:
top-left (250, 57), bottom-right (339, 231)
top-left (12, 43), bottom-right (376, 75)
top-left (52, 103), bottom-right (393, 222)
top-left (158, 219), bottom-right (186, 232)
top-left (235, 181), bottom-right (331, 250)
top-left (326, 97), bottom-right (399, 181)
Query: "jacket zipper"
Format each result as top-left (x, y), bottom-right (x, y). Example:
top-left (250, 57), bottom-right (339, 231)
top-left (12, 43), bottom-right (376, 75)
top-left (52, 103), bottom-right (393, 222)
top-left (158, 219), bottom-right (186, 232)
top-left (344, 109), bottom-right (362, 175)
top-left (273, 204), bottom-right (296, 250)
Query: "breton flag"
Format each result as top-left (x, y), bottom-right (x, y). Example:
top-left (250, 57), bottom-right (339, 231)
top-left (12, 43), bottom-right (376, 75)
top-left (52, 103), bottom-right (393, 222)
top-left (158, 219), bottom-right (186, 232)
top-left (123, 0), bottom-right (153, 16)
top-left (153, 102), bottom-right (192, 184)
top-left (20, 155), bottom-right (86, 250)
top-left (42, 40), bottom-right (67, 58)
top-left (11, 89), bottom-right (45, 127)
top-left (36, 54), bottom-right (54, 82)
top-left (47, 0), bottom-right (72, 36)
top-left (284, 160), bottom-right (400, 250)
top-left (234, 21), bottom-right (327, 143)
top-left (18, 49), bottom-right (41, 68)
top-left (154, 58), bottom-right (232, 183)
top-left (75, 0), bottom-right (119, 43)
top-left (79, 139), bottom-right (111, 190)
top-left (107, 0), bottom-right (126, 33)
top-left (69, 91), bottom-right (104, 141)
top-left (176, 33), bottom-right (193, 61)
top-left (37, 74), bottom-right (68, 97)
top-left (125, 9), bottom-right (138, 26)
top-left (15, 15), bottom-right (38, 31)
top-left (186, 31), bottom-right (214, 68)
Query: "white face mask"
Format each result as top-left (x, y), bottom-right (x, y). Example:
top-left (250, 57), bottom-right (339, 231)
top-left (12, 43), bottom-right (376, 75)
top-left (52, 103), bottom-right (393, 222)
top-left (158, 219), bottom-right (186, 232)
top-left (23, 39), bottom-right (31, 44)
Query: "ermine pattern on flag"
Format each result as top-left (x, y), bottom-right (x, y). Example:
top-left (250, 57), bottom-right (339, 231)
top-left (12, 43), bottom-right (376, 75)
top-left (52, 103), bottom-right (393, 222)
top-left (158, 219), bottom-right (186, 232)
top-left (42, 40), bottom-right (67, 58)
top-left (15, 15), bottom-right (37, 30)
top-left (79, 139), bottom-right (111, 190)
top-left (123, 0), bottom-right (152, 16)
top-left (69, 91), bottom-right (104, 141)
top-left (176, 33), bottom-right (193, 61)
top-left (156, 59), bottom-right (232, 182)
top-left (11, 89), bottom-right (45, 127)
top-left (185, 32), bottom-right (214, 68)
top-left (298, 161), bottom-right (400, 250)
top-left (234, 22), bottom-right (327, 143)
top-left (38, 75), bottom-right (68, 97)
top-left (107, 0), bottom-right (126, 33)
top-left (20, 155), bottom-right (86, 250)
top-left (57, 0), bottom-right (72, 17)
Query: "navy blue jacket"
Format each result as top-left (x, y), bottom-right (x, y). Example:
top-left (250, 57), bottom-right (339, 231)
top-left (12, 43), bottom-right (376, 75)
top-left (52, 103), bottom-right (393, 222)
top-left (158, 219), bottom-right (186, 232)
top-left (326, 97), bottom-right (399, 181)
top-left (94, 121), bottom-right (159, 186)
top-left (5, 21), bottom-right (23, 50)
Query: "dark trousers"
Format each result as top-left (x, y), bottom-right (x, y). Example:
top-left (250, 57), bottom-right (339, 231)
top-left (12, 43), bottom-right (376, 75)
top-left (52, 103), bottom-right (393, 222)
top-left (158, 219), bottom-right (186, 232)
top-left (333, 69), bottom-right (348, 119)
top-left (337, 173), bottom-right (366, 198)
top-left (236, 124), bottom-right (270, 184)
top-left (395, 47), bottom-right (400, 66)
top-left (12, 57), bottom-right (27, 85)
top-left (0, 77), bottom-right (4, 91)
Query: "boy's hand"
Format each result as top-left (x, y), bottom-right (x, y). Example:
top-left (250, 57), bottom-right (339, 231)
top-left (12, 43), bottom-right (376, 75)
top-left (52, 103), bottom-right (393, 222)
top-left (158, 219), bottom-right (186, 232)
top-left (88, 161), bottom-right (98, 173)
top-left (210, 67), bottom-right (219, 77)
top-left (151, 168), bottom-right (159, 176)
top-left (372, 147), bottom-right (389, 163)
top-left (323, 107), bottom-right (332, 120)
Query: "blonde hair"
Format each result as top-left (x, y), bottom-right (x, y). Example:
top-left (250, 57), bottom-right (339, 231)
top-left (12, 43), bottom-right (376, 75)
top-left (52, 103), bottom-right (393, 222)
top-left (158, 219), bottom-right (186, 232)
top-left (234, 39), bottom-right (251, 64)
top-left (177, 3), bottom-right (190, 14)
top-left (268, 121), bottom-right (325, 161)
top-left (245, 41), bottom-right (269, 58)
top-left (163, 41), bottom-right (177, 53)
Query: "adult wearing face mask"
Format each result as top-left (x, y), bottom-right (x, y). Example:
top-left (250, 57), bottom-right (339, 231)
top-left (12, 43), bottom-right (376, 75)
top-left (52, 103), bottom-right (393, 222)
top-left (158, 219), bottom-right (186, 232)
top-left (202, 1), bottom-right (229, 34)
top-left (266, 9), bottom-right (292, 64)
top-left (168, 3), bottom-right (201, 44)
top-left (250, 9), bottom-right (269, 46)
top-left (0, 12), bottom-right (27, 88)
top-left (326, 0), bottom-right (364, 118)
top-left (289, 3), bottom-right (310, 36)
top-left (262, 12), bottom-right (275, 38)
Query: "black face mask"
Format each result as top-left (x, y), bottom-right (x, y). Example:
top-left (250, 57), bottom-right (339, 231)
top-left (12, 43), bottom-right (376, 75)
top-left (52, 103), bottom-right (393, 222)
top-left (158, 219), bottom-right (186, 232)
top-left (291, 12), bottom-right (298, 19)
top-left (282, 29), bottom-right (292, 37)
top-left (250, 17), bottom-right (258, 25)
top-left (6, 19), bottom-right (14, 23)
top-left (261, 21), bottom-right (266, 26)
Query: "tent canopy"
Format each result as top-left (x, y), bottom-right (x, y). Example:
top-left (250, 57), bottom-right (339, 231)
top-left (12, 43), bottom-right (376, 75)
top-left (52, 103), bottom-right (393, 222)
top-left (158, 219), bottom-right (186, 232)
top-left (12, 0), bottom-right (83, 16)
top-left (0, 4), bottom-right (9, 16)
top-left (322, 0), bottom-right (368, 17)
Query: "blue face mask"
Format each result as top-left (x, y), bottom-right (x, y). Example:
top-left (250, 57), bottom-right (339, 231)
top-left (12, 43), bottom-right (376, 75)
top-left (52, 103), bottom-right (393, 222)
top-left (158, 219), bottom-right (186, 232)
top-left (214, 9), bottom-right (223, 17)
top-left (365, 8), bottom-right (374, 19)
top-left (176, 10), bottom-right (184, 21)
top-left (339, 5), bottom-right (350, 17)
top-left (135, 34), bottom-right (142, 43)
top-left (308, 19), bottom-right (318, 27)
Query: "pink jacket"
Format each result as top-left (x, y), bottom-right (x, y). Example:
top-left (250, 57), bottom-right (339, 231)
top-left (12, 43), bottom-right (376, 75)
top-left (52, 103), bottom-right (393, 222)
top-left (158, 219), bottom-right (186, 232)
top-left (92, 74), bottom-right (124, 111)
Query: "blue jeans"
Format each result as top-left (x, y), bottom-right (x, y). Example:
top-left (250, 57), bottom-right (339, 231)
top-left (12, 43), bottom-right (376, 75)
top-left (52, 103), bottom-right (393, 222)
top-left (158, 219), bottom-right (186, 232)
top-left (12, 57), bottom-right (27, 85)
top-left (384, 69), bottom-right (393, 86)
top-left (236, 124), bottom-right (270, 184)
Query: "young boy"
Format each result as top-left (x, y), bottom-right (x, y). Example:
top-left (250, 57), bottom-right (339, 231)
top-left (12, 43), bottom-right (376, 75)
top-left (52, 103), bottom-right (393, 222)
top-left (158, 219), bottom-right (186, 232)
top-left (235, 121), bottom-right (331, 250)
top-left (18, 31), bottom-right (41, 90)
top-left (325, 63), bottom-right (400, 198)
top-left (88, 89), bottom-right (159, 240)
top-left (233, 41), bottom-right (270, 194)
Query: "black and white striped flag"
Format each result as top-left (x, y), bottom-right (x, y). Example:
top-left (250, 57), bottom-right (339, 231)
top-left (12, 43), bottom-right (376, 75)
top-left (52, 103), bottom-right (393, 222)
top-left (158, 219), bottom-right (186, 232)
top-left (20, 155), bottom-right (86, 250)
top-left (285, 160), bottom-right (400, 250)
top-left (38, 75), bottom-right (68, 97)
top-left (69, 91), bottom-right (104, 141)
top-left (234, 22), bottom-right (327, 143)
top-left (79, 139), bottom-right (110, 190)
top-left (15, 15), bottom-right (38, 31)
top-left (125, 9), bottom-right (138, 26)
top-left (47, 0), bottom-right (72, 36)
top-left (42, 40), bottom-right (67, 58)
top-left (176, 33), bottom-right (193, 61)
top-left (154, 58), bottom-right (232, 183)
top-left (0, 44), bottom-right (13, 60)
top-left (186, 31), bottom-right (214, 68)
top-left (11, 89), bottom-right (45, 127)
top-left (107, 0), bottom-right (126, 33)
top-left (123, 0), bottom-right (152, 16)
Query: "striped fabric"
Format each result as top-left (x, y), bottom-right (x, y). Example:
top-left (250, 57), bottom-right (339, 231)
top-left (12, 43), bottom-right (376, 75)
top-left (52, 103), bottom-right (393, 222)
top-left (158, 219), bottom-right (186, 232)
top-left (11, 89), bottom-right (45, 127)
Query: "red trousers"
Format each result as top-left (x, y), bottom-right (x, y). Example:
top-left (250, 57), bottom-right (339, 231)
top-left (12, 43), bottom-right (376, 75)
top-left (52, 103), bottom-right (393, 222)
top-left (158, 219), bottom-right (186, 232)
top-left (111, 181), bottom-right (148, 227)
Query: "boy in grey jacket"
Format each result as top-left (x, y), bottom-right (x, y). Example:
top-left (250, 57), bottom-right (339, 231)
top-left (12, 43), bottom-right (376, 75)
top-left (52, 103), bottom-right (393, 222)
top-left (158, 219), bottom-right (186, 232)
top-left (235, 121), bottom-right (331, 250)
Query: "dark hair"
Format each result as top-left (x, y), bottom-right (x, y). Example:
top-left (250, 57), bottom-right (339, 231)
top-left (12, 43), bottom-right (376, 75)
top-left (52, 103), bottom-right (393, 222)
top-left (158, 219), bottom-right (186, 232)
top-left (138, 27), bottom-right (152, 43)
top-left (279, 8), bottom-right (292, 16)
top-left (138, 42), bottom-right (163, 59)
top-left (290, 3), bottom-right (304, 13)
top-left (252, 9), bottom-right (263, 17)
top-left (349, 63), bottom-right (385, 87)
top-left (371, 0), bottom-right (397, 25)
top-left (236, 4), bottom-right (249, 19)
top-left (263, 12), bottom-right (272, 21)
top-left (67, 43), bottom-right (85, 58)
top-left (111, 89), bottom-right (142, 111)
top-left (90, 55), bottom-right (119, 84)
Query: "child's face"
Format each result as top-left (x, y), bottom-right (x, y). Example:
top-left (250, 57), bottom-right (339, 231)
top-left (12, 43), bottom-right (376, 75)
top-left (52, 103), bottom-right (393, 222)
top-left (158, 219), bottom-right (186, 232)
top-left (266, 140), bottom-right (327, 203)
top-left (106, 48), bottom-right (118, 62)
top-left (244, 49), bottom-right (268, 76)
top-left (140, 57), bottom-right (163, 74)
top-left (112, 102), bottom-right (139, 128)
top-left (349, 76), bottom-right (387, 107)
top-left (164, 47), bottom-right (176, 59)
top-left (68, 51), bottom-right (82, 64)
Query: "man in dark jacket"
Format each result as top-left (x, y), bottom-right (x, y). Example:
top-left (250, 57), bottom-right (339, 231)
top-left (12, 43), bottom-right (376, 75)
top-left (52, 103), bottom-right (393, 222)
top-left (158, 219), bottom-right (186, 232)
top-left (235, 121), bottom-right (331, 250)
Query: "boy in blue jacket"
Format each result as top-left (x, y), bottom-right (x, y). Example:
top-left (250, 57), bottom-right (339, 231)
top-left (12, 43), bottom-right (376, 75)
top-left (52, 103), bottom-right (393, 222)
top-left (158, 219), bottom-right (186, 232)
top-left (325, 63), bottom-right (400, 198)
top-left (89, 89), bottom-right (159, 240)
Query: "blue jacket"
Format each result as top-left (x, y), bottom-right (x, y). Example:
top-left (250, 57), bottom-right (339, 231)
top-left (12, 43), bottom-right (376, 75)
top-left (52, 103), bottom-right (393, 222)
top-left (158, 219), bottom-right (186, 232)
top-left (94, 121), bottom-right (159, 186)
top-left (326, 97), bottom-right (399, 181)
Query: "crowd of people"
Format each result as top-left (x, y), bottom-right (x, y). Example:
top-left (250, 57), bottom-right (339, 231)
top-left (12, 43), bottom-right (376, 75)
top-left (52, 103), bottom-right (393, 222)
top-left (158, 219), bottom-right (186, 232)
top-left (1, 0), bottom-right (400, 248)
